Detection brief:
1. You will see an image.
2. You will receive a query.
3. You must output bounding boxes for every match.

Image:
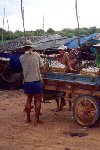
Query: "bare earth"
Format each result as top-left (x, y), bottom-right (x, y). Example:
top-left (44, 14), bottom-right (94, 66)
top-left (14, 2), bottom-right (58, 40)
top-left (0, 90), bottom-right (100, 150)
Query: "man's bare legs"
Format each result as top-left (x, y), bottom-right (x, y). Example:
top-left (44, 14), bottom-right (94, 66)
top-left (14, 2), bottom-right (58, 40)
top-left (56, 98), bottom-right (60, 111)
top-left (34, 93), bottom-right (44, 125)
top-left (24, 94), bottom-right (33, 123)
top-left (67, 93), bottom-right (72, 111)
top-left (56, 97), bottom-right (66, 112)
top-left (59, 97), bottom-right (66, 111)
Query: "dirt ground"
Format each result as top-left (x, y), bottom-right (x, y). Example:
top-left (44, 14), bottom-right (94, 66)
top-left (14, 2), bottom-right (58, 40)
top-left (0, 89), bottom-right (100, 150)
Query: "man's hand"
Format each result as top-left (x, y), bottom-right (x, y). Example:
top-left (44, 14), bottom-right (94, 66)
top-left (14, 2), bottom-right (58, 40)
top-left (40, 65), bottom-right (47, 74)
top-left (70, 68), bottom-right (77, 73)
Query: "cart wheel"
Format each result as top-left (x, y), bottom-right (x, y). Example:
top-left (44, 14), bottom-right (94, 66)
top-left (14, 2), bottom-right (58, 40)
top-left (73, 95), bottom-right (100, 127)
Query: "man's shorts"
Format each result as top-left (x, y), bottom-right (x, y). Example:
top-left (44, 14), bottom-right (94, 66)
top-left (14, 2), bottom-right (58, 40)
top-left (24, 81), bottom-right (42, 94)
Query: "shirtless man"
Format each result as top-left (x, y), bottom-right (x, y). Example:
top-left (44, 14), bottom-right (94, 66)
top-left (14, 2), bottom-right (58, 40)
top-left (56, 45), bottom-right (74, 72)
top-left (54, 45), bottom-right (74, 111)
top-left (44, 45), bottom-right (74, 111)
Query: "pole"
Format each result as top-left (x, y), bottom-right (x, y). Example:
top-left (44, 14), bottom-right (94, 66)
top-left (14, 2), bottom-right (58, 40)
top-left (43, 13), bottom-right (45, 34)
top-left (6, 15), bottom-right (11, 40)
top-left (21, 0), bottom-right (26, 39)
top-left (75, 0), bottom-right (80, 47)
top-left (2, 8), bottom-right (5, 45)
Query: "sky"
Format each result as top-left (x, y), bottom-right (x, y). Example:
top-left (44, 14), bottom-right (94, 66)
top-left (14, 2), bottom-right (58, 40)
top-left (0, 0), bottom-right (100, 32)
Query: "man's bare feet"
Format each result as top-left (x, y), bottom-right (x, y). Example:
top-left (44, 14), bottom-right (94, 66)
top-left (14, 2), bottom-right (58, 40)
top-left (26, 119), bottom-right (31, 123)
top-left (55, 108), bottom-right (61, 112)
top-left (34, 120), bottom-right (44, 125)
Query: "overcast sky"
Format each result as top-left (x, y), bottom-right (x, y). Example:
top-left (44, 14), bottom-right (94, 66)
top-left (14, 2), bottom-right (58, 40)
top-left (0, 0), bottom-right (100, 32)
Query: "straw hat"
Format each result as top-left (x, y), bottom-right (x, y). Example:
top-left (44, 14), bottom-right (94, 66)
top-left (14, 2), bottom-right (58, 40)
top-left (58, 45), bottom-right (67, 50)
top-left (23, 40), bottom-right (33, 48)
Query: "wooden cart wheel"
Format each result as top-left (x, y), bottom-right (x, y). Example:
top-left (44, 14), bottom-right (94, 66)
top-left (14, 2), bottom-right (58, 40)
top-left (73, 95), bottom-right (100, 127)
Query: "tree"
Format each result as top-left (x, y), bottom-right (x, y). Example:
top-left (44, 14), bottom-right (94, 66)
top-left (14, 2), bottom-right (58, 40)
top-left (88, 26), bottom-right (97, 34)
top-left (80, 27), bottom-right (89, 35)
top-left (47, 28), bottom-right (55, 35)
top-left (59, 28), bottom-right (74, 37)
top-left (34, 29), bottom-right (45, 36)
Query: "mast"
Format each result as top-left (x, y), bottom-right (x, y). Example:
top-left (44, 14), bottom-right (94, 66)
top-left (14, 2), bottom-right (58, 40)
top-left (2, 8), bottom-right (5, 46)
top-left (6, 15), bottom-right (11, 40)
top-left (75, 0), bottom-right (80, 47)
top-left (21, 0), bottom-right (26, 39)
top-left (43, 13), bottom-right (45, 36)
top-left (43, 13), bottom-right (44, 31)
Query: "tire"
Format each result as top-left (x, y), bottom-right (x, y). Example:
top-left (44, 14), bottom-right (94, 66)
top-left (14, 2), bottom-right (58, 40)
top-left (73, 95), bottom-right (100, 127)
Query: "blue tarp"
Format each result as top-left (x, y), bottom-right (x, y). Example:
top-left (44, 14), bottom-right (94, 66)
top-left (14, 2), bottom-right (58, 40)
top-left (0, 53), bottom-right (22, 73)
top-left (65, 33), bottom-right (98, 49)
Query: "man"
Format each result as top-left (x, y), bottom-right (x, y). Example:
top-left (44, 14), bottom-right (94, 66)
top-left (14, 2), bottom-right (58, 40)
top-left (44, 45), bottom-right (74, 111)
top-left (55, 45), bottom-right (74, 111)
top-left (20, 40), bottom-right (44, 125)
top-left (56, 45), bottom-right (74, 72)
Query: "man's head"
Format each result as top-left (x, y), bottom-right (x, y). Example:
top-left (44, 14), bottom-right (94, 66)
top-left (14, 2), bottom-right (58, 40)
top-left (23, 40), bottom-right (33, 51)
top-left (58, 45), bottom-right (67, 55)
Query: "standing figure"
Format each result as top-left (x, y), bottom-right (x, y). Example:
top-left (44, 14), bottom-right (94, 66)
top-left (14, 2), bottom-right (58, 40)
top-left (20, 40), bottom-right (44, 125)
top-left (55, 45), bottom-right (74, 111)
top-left (45, 45), bottom-right (74, 111)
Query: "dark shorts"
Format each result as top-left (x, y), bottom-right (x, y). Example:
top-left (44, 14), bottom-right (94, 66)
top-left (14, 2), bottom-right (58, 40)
top-left (24, 81), bottom-right (42, 94)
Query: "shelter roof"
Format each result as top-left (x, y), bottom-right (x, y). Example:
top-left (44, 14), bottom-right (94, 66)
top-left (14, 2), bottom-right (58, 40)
top-left (64, 33), bottom-right (98, 49)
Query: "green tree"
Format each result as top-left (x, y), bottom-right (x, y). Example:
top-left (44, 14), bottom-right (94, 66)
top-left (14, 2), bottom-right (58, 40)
top-left (34, 29), bottom-right (45, 36)
top-left (59, 28), bottom-right (74, 37)
top-left (88, 26), bottom-right (97, 34)
top-left (80, 27), bottom-right (89, 36)
top-left (47, 28), bottom-right (55, 35)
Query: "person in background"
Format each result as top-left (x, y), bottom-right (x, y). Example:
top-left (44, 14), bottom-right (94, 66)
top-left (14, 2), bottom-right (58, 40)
top-left (56, 45), bottom-right (74, 72)
top-left (55, 45), bottom-right (74, 111)
top-left (20, 40), bottom-right (44, 125)
top-left (45, 45), bottom-right (74, 111)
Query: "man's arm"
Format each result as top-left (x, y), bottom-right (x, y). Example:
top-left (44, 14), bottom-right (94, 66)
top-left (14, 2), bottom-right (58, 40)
top-left (40, 53), bottom-right (57, 60)
top-left (65, 54), bottom-right (75, 72)
top-left (38, 55), bottom-right (47, 73)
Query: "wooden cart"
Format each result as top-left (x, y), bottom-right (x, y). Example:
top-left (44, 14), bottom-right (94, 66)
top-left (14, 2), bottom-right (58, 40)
top-left (43, 72), bottom-right (100, 127)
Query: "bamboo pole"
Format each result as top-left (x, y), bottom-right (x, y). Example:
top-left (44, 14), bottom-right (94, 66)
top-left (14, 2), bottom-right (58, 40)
top-left (6, 15), bottom-right (11, 40)
top-left (2, 8), bottom-right (5, 46)
top-left (75, 0), bottom-right (80, 47)
top-left (21, 0), bottom-right (26, 39)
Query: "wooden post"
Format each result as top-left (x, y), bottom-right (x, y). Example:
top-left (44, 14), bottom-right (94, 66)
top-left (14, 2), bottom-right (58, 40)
top-left (75, 0), bottom-right (80, 47)
top-left (21, 0), bottom-right (26, 39)
top-left (2, 8), bottom-right (5, 47)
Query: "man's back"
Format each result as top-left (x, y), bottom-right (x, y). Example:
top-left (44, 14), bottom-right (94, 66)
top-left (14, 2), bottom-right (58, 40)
top-left (20, 52), bottom-right (43, 82)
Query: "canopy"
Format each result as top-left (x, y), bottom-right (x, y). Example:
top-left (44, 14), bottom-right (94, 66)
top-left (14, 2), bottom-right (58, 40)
top-left (65, 33), bottom-right (98, 49)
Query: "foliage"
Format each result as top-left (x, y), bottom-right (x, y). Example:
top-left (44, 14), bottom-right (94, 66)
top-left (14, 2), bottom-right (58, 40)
top-left (47, 28), bottom-right (55, 35)
top-left (0, 26), bottom-right (99, 43)
top-left (34, 29), bottom-right (45, 36)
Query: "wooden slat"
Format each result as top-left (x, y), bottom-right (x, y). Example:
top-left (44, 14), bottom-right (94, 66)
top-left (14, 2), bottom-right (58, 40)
top-left (74, 89), bottom-right (91, 95)
top-left (93, 91), bottom-right (100, 96)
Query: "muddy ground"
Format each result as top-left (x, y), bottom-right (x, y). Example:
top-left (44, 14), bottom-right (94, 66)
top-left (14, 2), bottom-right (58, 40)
top-left (0, 90), bottom-right (100, 150)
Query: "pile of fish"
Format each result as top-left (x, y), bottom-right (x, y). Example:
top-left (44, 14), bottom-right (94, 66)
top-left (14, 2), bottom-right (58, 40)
top-left (45, 60), bottom-right (66, 72)
top-left (80, 67), bottom-right (100, 76)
